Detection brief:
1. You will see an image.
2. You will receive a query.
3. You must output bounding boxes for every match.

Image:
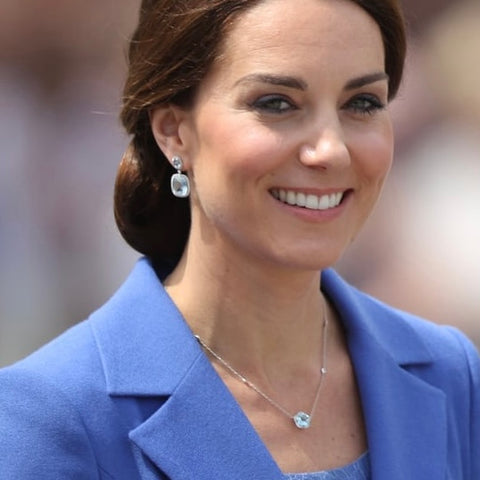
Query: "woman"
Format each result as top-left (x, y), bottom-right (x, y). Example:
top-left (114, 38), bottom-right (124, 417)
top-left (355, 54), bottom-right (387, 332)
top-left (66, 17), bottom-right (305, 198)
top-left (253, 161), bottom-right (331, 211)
top-left (1, 0), bottom-right (478, 478)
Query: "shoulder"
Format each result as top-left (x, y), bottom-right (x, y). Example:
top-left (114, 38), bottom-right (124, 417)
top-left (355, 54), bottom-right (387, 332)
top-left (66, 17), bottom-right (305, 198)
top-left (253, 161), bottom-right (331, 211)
top-left (0, 318), bottom-right (103, 396)
top-left (323, 268), bottom-right (480, 388)
top-left (324, 268), bottom-right (478, 357)
top-left (0, 320), bottom-right (104, 477)
top-left (363, 288), bottom-right (479, 373)
top-left (0, 286), bottom-right (159, 478)
top-left (0, 257), bottom-right (173, 395)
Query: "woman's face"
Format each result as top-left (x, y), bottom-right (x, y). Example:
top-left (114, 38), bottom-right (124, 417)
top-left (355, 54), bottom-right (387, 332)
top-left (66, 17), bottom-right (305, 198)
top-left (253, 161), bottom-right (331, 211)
top-left (176, 0), bottom-right (393, 271)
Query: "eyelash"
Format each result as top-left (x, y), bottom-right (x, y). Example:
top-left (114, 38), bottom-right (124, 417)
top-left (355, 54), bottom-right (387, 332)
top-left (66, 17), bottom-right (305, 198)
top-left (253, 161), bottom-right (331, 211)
top-left (250, 94), bottom-right (296, 114)
top-left (345, 94), bottom-right (385, 116)
top-left (250, 93), bottom-right (386, 116)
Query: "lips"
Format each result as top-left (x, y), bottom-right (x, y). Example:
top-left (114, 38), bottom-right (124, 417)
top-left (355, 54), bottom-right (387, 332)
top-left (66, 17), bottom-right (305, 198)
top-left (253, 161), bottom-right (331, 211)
top-left (270, 189), bottom-right (345, 210)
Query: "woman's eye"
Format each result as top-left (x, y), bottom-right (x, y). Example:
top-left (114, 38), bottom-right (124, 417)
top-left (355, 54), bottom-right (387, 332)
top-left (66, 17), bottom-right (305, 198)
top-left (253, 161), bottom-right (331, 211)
top-left (346, 94), bottom-right (385, 115)
top-left (251, 95), bottom-right (296, 114)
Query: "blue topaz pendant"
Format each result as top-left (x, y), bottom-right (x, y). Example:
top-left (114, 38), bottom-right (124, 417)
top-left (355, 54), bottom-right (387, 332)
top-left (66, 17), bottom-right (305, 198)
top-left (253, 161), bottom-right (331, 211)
top-left (293, 411), bottom-right (311, 429)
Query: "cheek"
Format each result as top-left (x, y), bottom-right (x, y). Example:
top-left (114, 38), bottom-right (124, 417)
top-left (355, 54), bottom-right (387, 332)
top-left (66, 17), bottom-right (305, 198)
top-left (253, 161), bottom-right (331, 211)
top-left (194, 110), bottom-right (288, 180)
top-left (352, 124), bottom-right (394, 185)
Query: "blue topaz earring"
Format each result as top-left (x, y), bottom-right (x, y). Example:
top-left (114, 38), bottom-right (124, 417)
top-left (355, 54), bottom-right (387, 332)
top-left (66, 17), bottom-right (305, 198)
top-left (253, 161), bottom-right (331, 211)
top-left (170, 156), bottom-right (190, 198)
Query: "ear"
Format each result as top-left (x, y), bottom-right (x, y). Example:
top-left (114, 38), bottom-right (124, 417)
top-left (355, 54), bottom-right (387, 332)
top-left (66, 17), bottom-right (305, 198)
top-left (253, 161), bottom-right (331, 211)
top-left (149, 105), bottom-right (193, 167)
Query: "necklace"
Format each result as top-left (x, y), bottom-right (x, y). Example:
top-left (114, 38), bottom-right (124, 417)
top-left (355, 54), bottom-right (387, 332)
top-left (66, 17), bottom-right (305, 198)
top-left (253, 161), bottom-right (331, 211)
top-left (194, 300), bottom-right (328, 430)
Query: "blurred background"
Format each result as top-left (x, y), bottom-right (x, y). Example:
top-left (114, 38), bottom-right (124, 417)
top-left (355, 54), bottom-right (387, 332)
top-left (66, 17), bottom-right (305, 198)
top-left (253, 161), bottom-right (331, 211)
top-left (0, 0), bottom-right (478, 366)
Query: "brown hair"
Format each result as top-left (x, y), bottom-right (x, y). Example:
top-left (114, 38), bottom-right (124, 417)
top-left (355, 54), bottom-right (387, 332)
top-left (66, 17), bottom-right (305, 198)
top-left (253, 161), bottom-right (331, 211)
top-left (115, 0), bottom-right (407, 265)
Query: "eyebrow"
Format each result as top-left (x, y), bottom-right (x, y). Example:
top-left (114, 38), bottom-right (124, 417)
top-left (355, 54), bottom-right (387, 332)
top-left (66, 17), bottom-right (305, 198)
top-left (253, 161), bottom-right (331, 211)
top-left (234, 73), bottom-right (308, 90)
top-left (345, 72), bottom-right (389, 90)
top-left (234, 71), bottom-right (388, 91)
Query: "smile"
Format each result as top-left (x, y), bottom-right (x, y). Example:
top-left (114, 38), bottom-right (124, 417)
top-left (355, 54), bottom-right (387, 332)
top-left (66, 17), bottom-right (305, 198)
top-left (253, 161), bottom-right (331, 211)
top-left (270, 189), bottom-right (344, 210)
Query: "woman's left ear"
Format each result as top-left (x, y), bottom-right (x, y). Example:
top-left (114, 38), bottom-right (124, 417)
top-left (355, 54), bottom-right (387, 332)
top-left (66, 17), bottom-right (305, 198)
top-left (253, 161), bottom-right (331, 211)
top-left (149, 106), bottom-right (192, 166)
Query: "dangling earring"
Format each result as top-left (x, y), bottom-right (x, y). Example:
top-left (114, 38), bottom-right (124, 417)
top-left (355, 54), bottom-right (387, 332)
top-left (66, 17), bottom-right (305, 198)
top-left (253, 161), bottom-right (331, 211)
top-left (170, 155), bottom-right (190, 198)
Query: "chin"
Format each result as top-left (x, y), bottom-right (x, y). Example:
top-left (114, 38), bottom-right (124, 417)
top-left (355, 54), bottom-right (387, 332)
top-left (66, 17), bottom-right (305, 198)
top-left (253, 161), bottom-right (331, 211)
top-left (267, 246), bottom-right (346, 273)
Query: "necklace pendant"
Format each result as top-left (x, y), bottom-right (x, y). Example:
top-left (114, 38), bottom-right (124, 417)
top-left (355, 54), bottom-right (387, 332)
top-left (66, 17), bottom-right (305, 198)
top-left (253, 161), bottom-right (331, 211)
top-left (293, 411), bottom-right (311, 429)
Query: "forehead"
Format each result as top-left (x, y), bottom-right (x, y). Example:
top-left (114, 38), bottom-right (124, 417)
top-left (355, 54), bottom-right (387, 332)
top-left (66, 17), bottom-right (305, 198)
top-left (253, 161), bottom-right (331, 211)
top-left (214, 0), bottom-right (384, 75)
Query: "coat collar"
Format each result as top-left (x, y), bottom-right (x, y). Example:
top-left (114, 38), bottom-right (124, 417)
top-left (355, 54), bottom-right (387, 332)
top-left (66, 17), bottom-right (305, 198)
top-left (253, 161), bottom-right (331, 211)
top-left (91, 258), bottom-right (447, 479)
top-left (91, 257), bottom-right (200, 396)
top-left (322, 269), bottom-right (447, 479)
top-left (321, 269), bottom-right (434, 367)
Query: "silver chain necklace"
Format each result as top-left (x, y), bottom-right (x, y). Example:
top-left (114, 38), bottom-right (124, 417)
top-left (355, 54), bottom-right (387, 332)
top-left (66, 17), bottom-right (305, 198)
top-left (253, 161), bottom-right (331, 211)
top-left (194, 301), bottom-right (328, 430)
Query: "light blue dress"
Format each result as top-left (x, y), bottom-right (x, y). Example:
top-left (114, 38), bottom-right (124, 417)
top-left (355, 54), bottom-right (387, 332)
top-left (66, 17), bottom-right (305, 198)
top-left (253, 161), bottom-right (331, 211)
top-left (284, 452), bottom-right (370, 480)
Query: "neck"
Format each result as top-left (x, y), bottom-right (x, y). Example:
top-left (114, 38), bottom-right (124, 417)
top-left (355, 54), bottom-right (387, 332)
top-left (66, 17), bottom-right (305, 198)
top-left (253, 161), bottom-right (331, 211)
top-left (164, 235), bottom-right (334, 382)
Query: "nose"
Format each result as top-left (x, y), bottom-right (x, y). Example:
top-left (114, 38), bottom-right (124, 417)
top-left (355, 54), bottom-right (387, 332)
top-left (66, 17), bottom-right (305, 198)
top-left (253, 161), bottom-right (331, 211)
top-left (299, 122), bottom-right (350, 169)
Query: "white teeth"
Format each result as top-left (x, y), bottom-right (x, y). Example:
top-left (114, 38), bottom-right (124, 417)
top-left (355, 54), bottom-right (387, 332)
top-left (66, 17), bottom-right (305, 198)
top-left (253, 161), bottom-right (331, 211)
top-left (296, 192), bottom-right (306, 207)
top-left (329, 193), bottom-right (340, 208)
top-left (272, 189), bottom-right (344, 210)
top-left (305, 194), bottom-right (318, 209)
top-left (286, 191), bottom-right (296, 205)
top-left (318, 195), bottom-right (330, 210)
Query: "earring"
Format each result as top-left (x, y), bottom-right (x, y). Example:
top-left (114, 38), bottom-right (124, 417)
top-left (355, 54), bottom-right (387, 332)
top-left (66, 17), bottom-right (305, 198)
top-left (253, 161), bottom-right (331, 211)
top-left (170, 156), bottom-right (190, 198)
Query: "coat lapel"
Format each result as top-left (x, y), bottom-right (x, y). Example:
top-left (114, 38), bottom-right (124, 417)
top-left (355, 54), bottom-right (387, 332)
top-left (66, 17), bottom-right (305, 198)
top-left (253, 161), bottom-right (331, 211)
top-left (129, 352), bottom-right (283, 480)
top-left (323, 270), bottom-right (448, 479)
top-left (92, 258), bottom-right (282, 479)
top-left (353, 338), bottom-right (447, 479)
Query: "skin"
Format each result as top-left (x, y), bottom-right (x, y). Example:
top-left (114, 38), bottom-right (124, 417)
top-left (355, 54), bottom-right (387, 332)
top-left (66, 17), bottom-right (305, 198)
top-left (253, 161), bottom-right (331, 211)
top-left (151, 0), bottom-right (393, 472)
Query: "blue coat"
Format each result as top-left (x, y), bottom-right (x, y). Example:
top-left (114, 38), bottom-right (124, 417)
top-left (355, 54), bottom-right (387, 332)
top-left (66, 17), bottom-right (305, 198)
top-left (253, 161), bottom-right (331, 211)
top-left (0, 258), bottom-right (479, 479)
